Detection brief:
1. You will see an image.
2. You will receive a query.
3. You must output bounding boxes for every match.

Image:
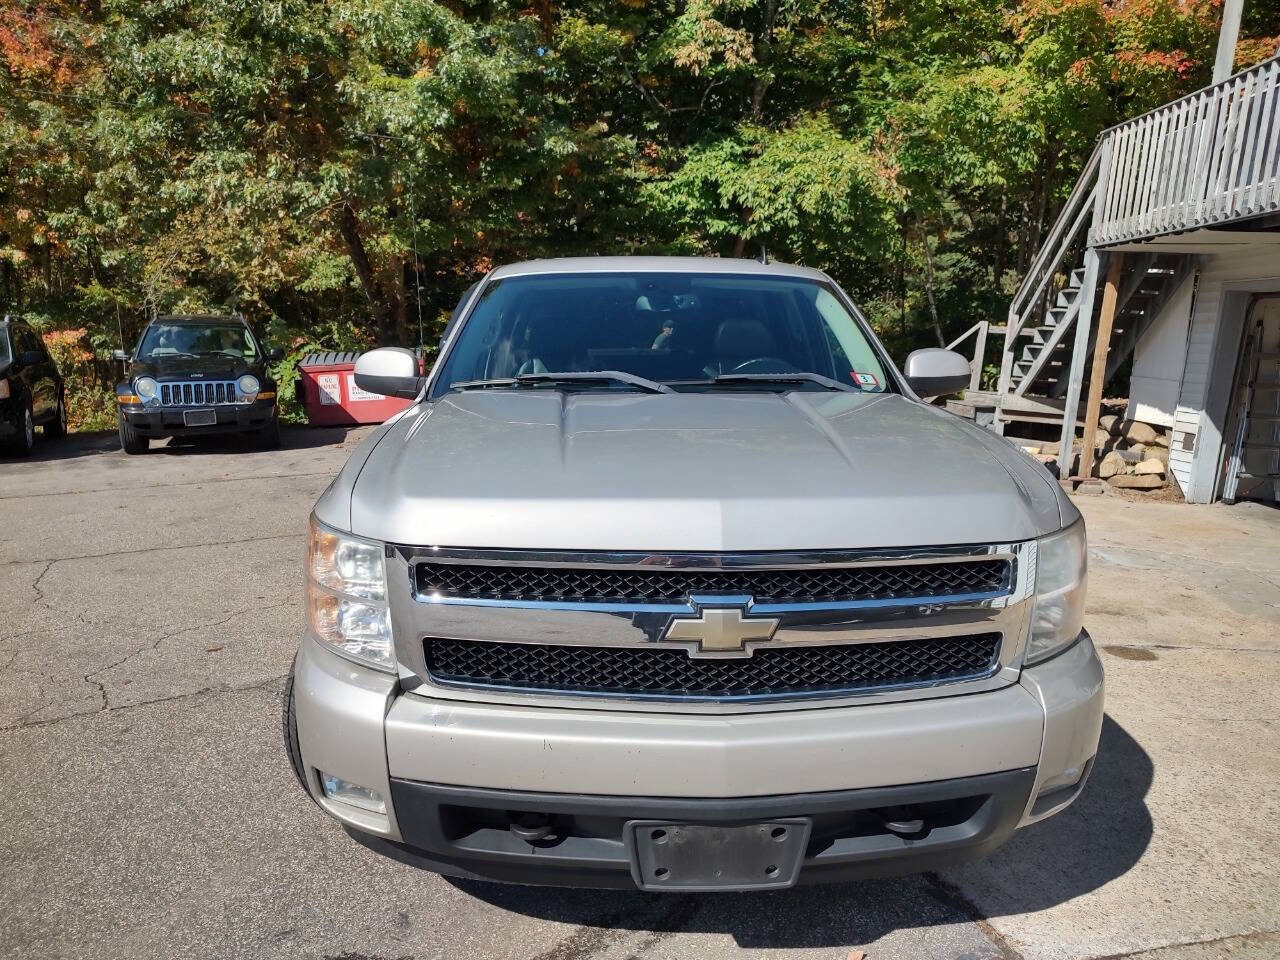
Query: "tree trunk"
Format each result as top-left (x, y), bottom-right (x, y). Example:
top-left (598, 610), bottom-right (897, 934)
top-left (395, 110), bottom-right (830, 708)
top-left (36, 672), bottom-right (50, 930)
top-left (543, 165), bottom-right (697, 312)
top-left (990, 193), bottom-right (1007, 323)
top-left (394, 258), bottom-right (409, 346)
top-left (921, 232), bottom-right (946, 348)
top-left (338, 203), bottom-right (398, 344)
top-left (730, 206), bottom-right (755, 258)
top-left (749, 0), bottom-right (778, 120)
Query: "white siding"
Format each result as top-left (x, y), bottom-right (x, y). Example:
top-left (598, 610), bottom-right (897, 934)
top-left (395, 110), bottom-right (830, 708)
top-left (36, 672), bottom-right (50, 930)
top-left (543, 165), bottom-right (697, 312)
top-left (1130, 274), bottom-right (1194, 427)
top-left (1168, 246), bottom-right (1280, 499)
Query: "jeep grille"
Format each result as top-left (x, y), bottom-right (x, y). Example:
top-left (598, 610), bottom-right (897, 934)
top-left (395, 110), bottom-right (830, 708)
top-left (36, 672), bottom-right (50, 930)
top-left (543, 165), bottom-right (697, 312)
top-left (159, 380), bottom-right (241, 406)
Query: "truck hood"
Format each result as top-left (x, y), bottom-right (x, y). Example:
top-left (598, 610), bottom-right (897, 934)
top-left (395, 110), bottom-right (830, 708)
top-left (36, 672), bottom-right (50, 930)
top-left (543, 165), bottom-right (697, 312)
top-left (331, 390), bottom-right (1071, 551)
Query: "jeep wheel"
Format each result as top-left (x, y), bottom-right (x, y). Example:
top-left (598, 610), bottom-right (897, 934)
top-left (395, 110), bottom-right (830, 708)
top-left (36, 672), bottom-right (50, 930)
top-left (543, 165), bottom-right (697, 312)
top-left (256, 413), bottom-right (282, 450)
top-left (117, 412), bottom-right (149, 454)
top-left (282, 661), bottom-right (312, 797)
top-left (5, 400), bottom-right (36, 457)
top-left (46, 392), bottom-right (68, 439)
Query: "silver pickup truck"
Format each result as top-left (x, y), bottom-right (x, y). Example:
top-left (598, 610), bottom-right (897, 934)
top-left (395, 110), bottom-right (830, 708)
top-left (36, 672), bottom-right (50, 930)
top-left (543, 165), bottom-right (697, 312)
top-left (284, 256), bottom-right (1102, 891)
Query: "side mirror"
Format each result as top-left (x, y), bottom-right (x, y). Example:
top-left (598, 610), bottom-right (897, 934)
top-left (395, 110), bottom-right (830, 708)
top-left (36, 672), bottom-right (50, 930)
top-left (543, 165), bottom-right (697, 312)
top-left (904, 348), bottom-right (972, 398)
top-left (112, 349), bottom-right (130, 362)
top-left (266, 346), bottom-right (285, 362)
top-left (354, 347), bottom-right (423, 399)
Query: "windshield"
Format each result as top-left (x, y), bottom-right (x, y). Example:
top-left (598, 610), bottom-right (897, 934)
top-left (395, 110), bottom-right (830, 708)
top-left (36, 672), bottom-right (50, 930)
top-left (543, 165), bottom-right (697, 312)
top-left (431, 272), bottom-right (892, 397)
top-left (137, 323), bottom-right (258, 361)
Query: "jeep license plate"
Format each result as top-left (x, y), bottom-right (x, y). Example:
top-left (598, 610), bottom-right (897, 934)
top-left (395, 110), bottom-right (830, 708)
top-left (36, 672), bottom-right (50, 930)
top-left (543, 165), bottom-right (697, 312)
top-left (183, 409), bottom-right (217, 427)
top-left (626, 819), bottom-right (810, 891)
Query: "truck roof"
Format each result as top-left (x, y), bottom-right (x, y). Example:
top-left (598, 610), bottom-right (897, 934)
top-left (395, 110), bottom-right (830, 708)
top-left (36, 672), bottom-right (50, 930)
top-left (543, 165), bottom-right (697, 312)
top-left (151, 314), bottom-right (248, 326)
top-left (486, 256), bottom-right (830, 282)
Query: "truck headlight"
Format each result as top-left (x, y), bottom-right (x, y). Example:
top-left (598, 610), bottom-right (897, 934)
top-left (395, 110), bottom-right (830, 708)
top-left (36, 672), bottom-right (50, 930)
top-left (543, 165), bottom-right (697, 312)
top-left (1026, 519), bottom-right (1087, 665)
top-left (307, 516), bottom-right (394, 671)
top-left (135, 377), bottom-right (159, 402)
top-left (238, 374), bottom-right (260, 400)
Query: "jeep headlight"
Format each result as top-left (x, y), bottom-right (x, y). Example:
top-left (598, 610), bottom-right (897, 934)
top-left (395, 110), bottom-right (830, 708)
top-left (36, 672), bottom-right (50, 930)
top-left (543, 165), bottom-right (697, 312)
top-left (135, 376), bottom-right (159, 402)
top-left (1026, 519), bottom-right (1087, 665)
top-left (237, 374), bottom-right (260, 400)
top-left (307, 516), bottom-right (394, 671)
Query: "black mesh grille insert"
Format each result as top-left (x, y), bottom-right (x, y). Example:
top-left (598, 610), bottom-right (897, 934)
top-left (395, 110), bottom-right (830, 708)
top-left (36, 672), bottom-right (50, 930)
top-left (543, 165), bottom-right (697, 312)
top-left (415, 559), bottom-right (1008, 606)
top-left (425, 633), bottom-right (1002, 699)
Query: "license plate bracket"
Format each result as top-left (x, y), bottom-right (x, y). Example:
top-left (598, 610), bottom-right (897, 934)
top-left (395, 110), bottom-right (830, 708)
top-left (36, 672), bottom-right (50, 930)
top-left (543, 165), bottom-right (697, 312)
top-left (626, 818), bottom-right (810, 892)
top-left (183, 409), bottom-right (217, 427)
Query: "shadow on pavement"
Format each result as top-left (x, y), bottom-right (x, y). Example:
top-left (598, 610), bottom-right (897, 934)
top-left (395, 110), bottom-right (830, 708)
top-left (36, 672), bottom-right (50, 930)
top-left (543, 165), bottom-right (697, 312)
top-left (0, 425), bottom-right (354, 465)
top-left (149, 426), bottom-right (353, 455)
top-left (446, 715), bottom-right (1152, 951)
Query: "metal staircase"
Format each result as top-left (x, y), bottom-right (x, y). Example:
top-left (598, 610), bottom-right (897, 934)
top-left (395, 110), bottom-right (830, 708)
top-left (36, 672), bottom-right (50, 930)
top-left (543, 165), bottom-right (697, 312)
top-left (1008, 254), bottom-right (1192, 400)
top-left (986, 53), bottom-right (1280, 473)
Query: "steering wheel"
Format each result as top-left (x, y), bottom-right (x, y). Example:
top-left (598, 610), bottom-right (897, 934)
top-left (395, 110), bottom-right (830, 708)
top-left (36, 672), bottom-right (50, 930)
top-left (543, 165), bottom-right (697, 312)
top-left (729, 357), bottom-right (800, 375)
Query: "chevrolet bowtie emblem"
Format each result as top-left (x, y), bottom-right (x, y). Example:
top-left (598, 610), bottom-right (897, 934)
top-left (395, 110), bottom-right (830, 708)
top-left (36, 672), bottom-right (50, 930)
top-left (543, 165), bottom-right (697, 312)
top-left (663, 601), bottom-right (779, 656)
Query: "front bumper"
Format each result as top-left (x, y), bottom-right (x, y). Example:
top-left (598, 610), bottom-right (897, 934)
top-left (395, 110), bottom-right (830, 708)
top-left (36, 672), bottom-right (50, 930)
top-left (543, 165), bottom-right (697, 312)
top-left (119, 399), bottom-right (276, 437)
top-left (290, 631), bottom-right (1103, 887)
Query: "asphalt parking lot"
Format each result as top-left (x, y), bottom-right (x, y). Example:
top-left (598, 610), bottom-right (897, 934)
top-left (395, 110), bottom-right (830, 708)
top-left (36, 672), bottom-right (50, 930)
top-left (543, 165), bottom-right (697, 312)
top-left (2, 429), bottom-right (1279, 960)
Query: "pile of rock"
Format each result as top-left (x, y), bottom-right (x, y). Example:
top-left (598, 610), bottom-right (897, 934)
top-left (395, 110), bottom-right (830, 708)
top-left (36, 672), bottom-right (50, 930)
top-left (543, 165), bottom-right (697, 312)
top-left (1089, 416), bottom-right (1172, 491)
top-left (1016, 414), bottom-right (1176, 494)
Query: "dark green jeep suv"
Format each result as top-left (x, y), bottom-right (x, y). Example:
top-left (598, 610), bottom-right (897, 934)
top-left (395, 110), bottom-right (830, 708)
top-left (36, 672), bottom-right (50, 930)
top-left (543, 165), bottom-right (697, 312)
top-left (114, 315), bottom-right (283, 454)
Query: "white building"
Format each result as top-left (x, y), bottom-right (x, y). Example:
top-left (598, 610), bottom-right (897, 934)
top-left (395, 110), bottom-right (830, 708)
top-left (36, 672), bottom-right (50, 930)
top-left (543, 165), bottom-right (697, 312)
top-left (970, 53), bottom-right (1280, 505)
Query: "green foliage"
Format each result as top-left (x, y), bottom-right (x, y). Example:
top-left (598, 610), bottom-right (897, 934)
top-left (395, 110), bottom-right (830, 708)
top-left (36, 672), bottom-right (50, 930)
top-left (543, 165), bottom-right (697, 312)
top-left (2, 0), bottom-right (1272, 429)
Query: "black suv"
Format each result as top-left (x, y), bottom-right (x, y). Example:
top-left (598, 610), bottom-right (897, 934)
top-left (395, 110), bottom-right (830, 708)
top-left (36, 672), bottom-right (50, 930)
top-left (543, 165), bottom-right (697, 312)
top-left (114, 315), bottom-right (283, 454)
top-left (1, 315), bottom-right (67, 456)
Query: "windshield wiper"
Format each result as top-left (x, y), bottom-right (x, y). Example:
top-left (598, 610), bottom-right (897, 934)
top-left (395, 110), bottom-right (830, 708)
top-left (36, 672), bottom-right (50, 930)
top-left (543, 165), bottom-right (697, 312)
top-left (681, 372), bottom-right (858, 392)
top-left (452, 370), bottom-right (674, 395)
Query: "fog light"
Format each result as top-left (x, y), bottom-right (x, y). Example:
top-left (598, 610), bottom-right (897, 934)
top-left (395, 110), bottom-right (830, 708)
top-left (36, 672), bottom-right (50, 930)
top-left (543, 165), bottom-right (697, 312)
top-left (319, 772), bottom-right (385, 814)
top-left (1038, 763), bottom-right (1085, 795)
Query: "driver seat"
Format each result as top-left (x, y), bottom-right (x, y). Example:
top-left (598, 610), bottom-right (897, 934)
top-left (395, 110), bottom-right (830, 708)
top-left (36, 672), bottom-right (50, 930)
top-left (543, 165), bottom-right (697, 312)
top-left (703, 319), bottom-right (778, 377)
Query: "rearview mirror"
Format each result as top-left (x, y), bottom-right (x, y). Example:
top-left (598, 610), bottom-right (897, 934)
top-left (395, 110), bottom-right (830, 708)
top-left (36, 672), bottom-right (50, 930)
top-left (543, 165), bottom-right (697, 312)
top-left (266, 346), bottom-right (285, 362)
top-left (112, 349), bottom-right (129, 362)
top-left (904, 348), bottom-right (971, 398)
top-left (353, 347), bottom-right (422, 399)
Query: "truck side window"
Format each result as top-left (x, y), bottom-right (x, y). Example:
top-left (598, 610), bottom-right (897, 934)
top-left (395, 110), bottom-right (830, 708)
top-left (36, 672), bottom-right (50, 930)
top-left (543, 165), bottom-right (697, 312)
top-left (440, 282), bottom-right (481, 348)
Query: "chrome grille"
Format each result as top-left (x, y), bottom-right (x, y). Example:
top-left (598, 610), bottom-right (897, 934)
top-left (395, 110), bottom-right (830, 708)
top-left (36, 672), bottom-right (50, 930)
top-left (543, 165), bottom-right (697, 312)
top-left (414, 558), bottom-right (1009, 606)
top-left (394, 542), bottom-right (1033, 706)
top-left (425, 633), bottom-right (1003, 700)
top-left (159, 380), bottom-right (239, 406)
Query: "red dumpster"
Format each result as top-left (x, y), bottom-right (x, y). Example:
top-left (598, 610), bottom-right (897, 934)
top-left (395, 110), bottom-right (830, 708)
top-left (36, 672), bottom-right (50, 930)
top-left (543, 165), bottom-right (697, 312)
top-left (298, 351), bottom-right (420, 426)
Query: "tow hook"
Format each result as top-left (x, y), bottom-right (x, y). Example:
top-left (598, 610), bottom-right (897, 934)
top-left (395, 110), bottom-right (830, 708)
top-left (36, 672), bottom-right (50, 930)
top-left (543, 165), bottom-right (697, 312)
top-left (876, 806), bottom-right (926, 836)
top-left (508, 812), bottom-right (555, 843)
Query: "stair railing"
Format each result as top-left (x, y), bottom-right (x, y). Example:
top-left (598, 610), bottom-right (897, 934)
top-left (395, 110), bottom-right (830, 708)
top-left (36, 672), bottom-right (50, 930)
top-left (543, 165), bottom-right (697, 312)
top-left (1093, 53), bottom-right (1280, 246)
top-left (946, 319), bottom-right (1004, 393)
top-left (996, 143), bottom-right (1102, 406)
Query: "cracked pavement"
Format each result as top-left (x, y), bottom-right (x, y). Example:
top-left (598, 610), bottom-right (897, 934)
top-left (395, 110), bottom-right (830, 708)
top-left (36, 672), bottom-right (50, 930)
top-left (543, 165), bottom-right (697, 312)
top-left (2, 430), bottom-right (1279, 960)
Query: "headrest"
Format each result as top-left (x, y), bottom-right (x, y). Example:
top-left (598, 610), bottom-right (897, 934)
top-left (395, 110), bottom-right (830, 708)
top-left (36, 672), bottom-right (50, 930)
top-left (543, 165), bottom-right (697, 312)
top-left (713, 319), bottom-right (777, 359)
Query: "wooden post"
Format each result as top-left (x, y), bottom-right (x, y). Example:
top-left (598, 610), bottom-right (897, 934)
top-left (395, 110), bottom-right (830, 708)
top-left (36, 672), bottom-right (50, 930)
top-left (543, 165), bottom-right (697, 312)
top-left (970, 321), bottom-right (988, 392)
top-left (1057, 249), bottom-right (1101, 478)
top-left (1078, 253), bottom-right (1126, 480)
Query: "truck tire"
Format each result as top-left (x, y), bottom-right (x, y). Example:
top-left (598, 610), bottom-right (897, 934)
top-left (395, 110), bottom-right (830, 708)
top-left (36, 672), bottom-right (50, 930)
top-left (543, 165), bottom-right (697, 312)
top-left (282, 661), bottom-right (312, 798)
top-left (46, 392), bottom-right (68, 439)
top-left (117, 412), bottom-right (149, 454)
top-left (5, 400), bottom-right (36, 457)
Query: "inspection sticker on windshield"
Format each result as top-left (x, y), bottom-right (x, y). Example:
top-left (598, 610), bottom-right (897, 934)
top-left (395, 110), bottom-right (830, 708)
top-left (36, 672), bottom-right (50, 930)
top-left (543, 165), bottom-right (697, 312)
top-left (851, 371), bottom-right (879, 388)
